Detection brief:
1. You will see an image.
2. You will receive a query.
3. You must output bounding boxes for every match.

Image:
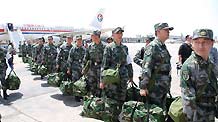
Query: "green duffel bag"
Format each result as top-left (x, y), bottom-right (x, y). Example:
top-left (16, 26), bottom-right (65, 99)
top-left (38, 65), bottom-right (47, 76)
top-left (119, 101), bottom-right (164, 122)
top-left (168, 97), bottom-right (185, 122)
top-left (30, 63), bottom-right (38, 72)
top-left (102, 64), bottom-right (120, 84)
top-left (73, 76), bottom-right (88, 97)
top-left (6, 70), bottom-right (21, 90)
top-left (82, 96), bottom-right (106, 120)
top-left (82, 96), bottom-right (120, 121)
top-left (47, 72), bottom-right (63, 87)
top-left (119, 101), bottom-right (138, 122)
top-left (59, 80), bottom-right (74, 95)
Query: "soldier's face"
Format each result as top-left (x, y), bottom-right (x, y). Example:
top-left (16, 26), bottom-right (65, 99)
top-left (159, 29), bottom-right (169, 40)
top-left (76, 39), bottom-right (83, 47)
top-left (66, 38), bottom-right (72, 44)
top-left (192, 38), bottom-right (213, 58)
top-left (113, 32), bottom-right (123, 41)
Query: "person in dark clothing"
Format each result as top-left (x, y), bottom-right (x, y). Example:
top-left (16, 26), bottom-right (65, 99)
top-left (178, 35), bottom-right (193, 64)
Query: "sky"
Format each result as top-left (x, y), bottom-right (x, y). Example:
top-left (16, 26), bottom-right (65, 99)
top-left (0, 0), bottom-right (218, 38)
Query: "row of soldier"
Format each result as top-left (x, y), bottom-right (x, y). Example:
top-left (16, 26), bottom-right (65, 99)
top-left (2, 22), bottom-right (218, 121)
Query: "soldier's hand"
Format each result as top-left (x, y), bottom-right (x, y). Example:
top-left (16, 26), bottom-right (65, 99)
top-left (67, 70), bottom-right (71, 75)
top-left (99, 82), bottom-right (105, 89)
top-left (129, 77), bottom-right (133, 83)
top-left (56, 65), bottom-right (59, 69)
top-left (140, 89), bottom-right (149, 96)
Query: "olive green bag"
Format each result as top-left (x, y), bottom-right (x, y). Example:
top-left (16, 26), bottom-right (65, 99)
top-left (168, 97), bottom-right (185, 122)
top-left (6, 70), bottom-right (21, 90)
top-left (102, 64), bottom-right (121, 84)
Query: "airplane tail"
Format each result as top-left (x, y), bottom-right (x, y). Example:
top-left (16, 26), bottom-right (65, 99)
top-left (89, 9), bottom-right (105, 30)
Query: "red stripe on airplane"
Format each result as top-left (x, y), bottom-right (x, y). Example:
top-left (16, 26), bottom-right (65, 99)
top-left (0, 29), bottom-right (4, 32)
top-left (20, 29), bottom-right (72, 32)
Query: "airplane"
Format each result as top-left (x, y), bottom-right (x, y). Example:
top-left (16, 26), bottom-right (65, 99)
top-left (0, 9), bottom-right (113, 50)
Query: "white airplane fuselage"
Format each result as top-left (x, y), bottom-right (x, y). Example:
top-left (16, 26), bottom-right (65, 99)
top-left (0, 24), bottom-right (74, 41)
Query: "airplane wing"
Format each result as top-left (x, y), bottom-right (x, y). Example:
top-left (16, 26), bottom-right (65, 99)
top-left (55, 27), bottom-right (114, 38)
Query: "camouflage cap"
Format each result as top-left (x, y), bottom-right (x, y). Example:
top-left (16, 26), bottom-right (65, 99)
top-left (192, 29), bottom-right (213, 40)
top-left (112, 27), bottom-right (124, 34)
top-left (66, 35), bottom-right (73, 39)
top-left (145, 35), bottom-right (155, 42)
top-left (76, 35), bottom-right (82, 40)
top-left (91, 30), bottom-right (101, 36)
top-left (154, 23), bottom-right (174, 31)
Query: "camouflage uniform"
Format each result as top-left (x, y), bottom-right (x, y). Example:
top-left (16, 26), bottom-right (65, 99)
top-left (140, 23), bottom-right (173, 110)
top-left (0, 47), bottom-right (8, 99)
top-left (83, 40), bottom-right (106, 97)
top-left (42, 43), bottom-right (57, 74)
top-left (180, 29), bottom-right (217, 122)
top-left (101, 27), bottom-right (133, 122)
top-left (0, 47), bottom-right (8, 90)
top-left (35, 44), bottom-right (44, 65)
top-left (67, 44), bottom-right (85, 82)
top-left (140, 38), bottom-right (171, 109)
top-left (21, 42), bottom-right (27, 62)
top-left (57, 43), bottom-right (73, 73)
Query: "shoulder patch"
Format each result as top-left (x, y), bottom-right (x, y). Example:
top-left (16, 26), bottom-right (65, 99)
top-left (144, 46), bottom-right (152, 56)
top-left (182, 70), bottom-right (189, 81)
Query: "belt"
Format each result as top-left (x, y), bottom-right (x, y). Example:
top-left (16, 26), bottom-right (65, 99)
top-left (157, 71), bottom-right (170, 75)
top-left (197, 97), bottom-right (215, 103)
top-left (91, 61), bottom-right (102, 66)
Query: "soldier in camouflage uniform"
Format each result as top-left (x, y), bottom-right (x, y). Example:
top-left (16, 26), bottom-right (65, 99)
top-left (26, 40), bottom-right (32, 58)
top-left (34, 38), bottom-right (45, 75)
top-left (100, 27), bottom-right (133, 121)
top-left (180, 29), bottom-right (218, 121)
top-left (0, 46), bottom-right (8, 99)
top-left (133, 35), bottom-right (154, 67)
top-left (21, 41), bottom-right (27, 62)
top-left (42, 36), bottom-right (57, 75)
top-left (139, 23), bottom-right (173, 111)
top-left (57, 36), bottom-right (73, 80)
top-left (83, 30), bottom-right (106, 97)
top-left (67, 35), bottom-right (86, 101)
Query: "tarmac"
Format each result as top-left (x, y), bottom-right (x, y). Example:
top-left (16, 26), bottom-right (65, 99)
top-left (0, 43), bottom-right (217, 122)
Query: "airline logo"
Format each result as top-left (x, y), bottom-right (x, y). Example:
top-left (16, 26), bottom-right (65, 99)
top-left (97, 14), bottom-right (103, 22)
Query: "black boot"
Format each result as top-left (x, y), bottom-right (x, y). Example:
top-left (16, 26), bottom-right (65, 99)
top-left (75, 96), bottom-right (81, 102)
top-left (3, 90), bottom-right (9, 100)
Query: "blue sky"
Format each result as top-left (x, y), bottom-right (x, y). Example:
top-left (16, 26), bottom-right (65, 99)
top-left (1, 0), bottom-right (217, 37)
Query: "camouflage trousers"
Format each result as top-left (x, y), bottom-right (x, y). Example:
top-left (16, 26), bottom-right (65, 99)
top-left (86, 66), bottom-right (101, 97)
top-left (183, 103), bottom-right (215, 122)
top-left (0, 70), bottom-right (7, 90)
top-left (103, 98), bottom-right (123, 122)
top-left (46, 63), bottom-right (56, 74)
top-left (71, 70), bottom-right (82, 82)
